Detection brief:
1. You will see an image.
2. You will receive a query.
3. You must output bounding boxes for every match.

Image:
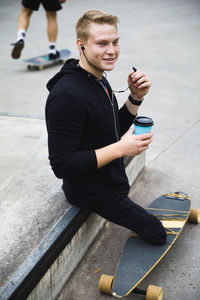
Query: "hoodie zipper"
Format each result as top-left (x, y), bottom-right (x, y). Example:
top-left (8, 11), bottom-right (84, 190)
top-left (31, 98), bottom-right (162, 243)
top-left (110, 91), bottom-right (120, 141)
top-left (98, 80), bottom-right (120, 141)
top-left (96, 79), bottom-right (120, 141)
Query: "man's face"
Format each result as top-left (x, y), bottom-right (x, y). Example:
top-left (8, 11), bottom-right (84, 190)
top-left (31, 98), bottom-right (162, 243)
top-left (84, 22), bottom-right (120, 73)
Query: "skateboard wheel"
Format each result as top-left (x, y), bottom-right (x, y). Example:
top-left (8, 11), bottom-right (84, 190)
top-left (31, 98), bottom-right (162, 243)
top-left (188, 208), bottom-right (200, 224)
top-left (38, 66), bottom-right (43, 70)
top-left (146, 285), bottom-right (163, 300)
top-left (99, 274), bottom-right (114, 295)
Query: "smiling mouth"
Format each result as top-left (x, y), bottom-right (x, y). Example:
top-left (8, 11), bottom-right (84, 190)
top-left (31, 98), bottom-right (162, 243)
top-left (103, 58), bottom-right (115, 62)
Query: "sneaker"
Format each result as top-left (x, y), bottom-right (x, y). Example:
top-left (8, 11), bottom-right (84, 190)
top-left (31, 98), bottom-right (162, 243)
top-left (11, 39), bottom-right (24, 59)
top-left (48, 50), bottom-right (60, 60)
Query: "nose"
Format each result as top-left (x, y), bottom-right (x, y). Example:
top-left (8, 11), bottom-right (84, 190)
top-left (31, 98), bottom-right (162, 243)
top-left (107, 43), bottom-right (115, 54)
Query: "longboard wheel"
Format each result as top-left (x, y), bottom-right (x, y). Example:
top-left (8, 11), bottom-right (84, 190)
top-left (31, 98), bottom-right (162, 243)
top-left (188, 208), bottom-right (200, 224)
top-left (146, 285), bottom-right (163, 300)
top-left (27, 65), bottom-right (40, 70)
top-left (99, 274), bottom-right (113, 295)
top-left (38, 65), bottom-right (43, 70)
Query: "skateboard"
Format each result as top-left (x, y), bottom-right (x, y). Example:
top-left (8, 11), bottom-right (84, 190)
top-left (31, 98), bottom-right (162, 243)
top-left (24, 49), bottom-right (71, 70)
top-left (99, 192), bottom-right (200, 299)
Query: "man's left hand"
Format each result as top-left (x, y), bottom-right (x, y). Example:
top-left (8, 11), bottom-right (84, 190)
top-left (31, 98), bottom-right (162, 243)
top-left (128, 70), bottom-right (151, 100)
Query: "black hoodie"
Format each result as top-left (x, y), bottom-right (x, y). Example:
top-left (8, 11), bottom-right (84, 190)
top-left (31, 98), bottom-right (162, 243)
top-left (45, 59), bottom-right (136, 208)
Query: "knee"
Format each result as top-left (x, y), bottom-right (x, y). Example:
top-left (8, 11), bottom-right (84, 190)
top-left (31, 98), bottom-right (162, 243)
top-left (46, 11), bottom-right (57, 19)
top-left (21, 6), bottom-right (33, 17)
top-left (143, 217), bottom-right (167, 245)
top-left (149, 226), bottom-right (167, 245)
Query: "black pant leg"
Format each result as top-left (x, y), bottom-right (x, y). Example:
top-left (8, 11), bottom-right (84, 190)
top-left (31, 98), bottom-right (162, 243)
top-left (92, 196), bottom-right (166, 245)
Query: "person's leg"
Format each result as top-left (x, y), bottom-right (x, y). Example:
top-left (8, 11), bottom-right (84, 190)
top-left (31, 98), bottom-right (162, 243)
top-left (17, 5), bottom-right (33, 32)
top-left (46, 11), bottom-right (58, 43)
top-left (46, 11), bottom-right (59, 58)
top-left (92, 196), bottom-right (167, 245)
top-left (11, 0), bottom-right (41, 59)
top-left (18, 0), bottom-right (40, 31)
top-left (11, 6), bottom-right (33, 59)
top-left (42, 0), bottom-right (62, 59)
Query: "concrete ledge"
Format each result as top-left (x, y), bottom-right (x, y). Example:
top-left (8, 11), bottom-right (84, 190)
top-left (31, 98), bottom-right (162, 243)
top-left (27, 212), bottom-right (104, 300)
top-left (0, 154), bottom-right (145, 300)
top-left (0, 207), bottom-right (90, 300)
top-left (125, 152), bottom-right (145, 186)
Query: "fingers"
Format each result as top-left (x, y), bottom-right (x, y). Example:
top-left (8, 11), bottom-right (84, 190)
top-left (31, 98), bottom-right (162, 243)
top-left (142, 137), bottom-right (153, 148)
top-left (128, 70), bottom-right (151, 89)
top-left (120, 130), bottom-right (153, 157)
top-left (136, 132), bottom-right (153, 149)
top-left (131, 131), bottom-right (153, 148)
top-left (135, 131), bottom-right (153, 140)
top-left (127, 128), bottom-right (153, 140)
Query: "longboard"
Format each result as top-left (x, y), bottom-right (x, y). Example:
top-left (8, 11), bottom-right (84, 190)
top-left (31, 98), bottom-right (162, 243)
top-left (99, 192), bottom-right (200, 299)
top-left (24, 49), bottom-right (71, 70)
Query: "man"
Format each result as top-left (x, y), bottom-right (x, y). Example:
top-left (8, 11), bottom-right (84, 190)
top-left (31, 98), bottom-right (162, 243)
top-left (11, 0), bottom-right (67, 60)
top-left (45, 10), bottom-right (166, 245)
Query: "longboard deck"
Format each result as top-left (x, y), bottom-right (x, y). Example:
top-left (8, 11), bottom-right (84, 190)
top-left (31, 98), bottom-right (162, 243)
top-left (111, 192), bottom-right (191, 298)
top-left (24, 49), bottom-right (71, 70)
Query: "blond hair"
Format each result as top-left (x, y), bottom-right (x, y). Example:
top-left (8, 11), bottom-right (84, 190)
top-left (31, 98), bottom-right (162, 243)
top-left (76, 10), bottom-right (119, 42)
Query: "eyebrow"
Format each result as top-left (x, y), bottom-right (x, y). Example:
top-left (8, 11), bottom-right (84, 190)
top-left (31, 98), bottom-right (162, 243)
top-left (96, 37), bottom-right (119, 43)
top-left (113, 37), bottom-right (119, 42)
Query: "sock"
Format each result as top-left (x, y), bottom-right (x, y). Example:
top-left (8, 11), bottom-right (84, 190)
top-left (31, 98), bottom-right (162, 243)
top-left (48, 42), bottom-right (57, 55)
top-left (17, 29), bottom-right (26, 41)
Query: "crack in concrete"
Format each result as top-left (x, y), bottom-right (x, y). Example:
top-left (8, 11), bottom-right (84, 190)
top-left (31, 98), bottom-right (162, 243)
top-left (0, 112), bottom-right (44, 120)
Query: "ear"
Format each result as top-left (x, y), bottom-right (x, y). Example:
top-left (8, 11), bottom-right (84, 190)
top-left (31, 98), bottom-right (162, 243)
top-left (76, 39), bottom-right (84, 53)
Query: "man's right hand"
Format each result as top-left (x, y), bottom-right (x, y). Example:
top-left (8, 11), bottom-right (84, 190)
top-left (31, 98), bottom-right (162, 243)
top-left (119, 128), bottom-right (153, 157)
top-left (95, 128), bottom-right (153, 169)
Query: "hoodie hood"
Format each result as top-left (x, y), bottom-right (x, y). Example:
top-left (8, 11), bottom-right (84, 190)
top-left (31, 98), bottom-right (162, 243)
top-left (46, 58), bottom-right (80, 92)
top-left (46, 58), bottom-right (109, 92)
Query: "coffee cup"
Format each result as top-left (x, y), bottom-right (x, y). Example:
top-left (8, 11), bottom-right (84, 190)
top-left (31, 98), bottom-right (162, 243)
top-left (133, 116), bottom-right (154, 135)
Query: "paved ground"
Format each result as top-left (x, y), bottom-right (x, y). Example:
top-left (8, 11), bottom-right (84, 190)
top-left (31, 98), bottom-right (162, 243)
top-left (0, 0), bottom-right (200, 298)
top-left (56, 0), bottom-right (200, 299)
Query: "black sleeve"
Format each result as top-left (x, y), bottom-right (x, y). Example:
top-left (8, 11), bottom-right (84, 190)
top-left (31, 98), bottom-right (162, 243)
top-left (118, 103), bottom-right (136, 136)
top-left (46, 92), bottom-right (97, 179)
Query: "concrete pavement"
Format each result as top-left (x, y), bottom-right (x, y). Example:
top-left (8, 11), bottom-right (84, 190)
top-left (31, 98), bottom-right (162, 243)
top-left (57, 172), bottom-right (200, 300)
top-left (0, 0), bottom-right (200, 299)
top-left (57, 0), bottom-right (200, 299)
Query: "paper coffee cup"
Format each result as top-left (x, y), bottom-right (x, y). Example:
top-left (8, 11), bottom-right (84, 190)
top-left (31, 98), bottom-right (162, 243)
top-left (133, 116), bottom-right (154, 135)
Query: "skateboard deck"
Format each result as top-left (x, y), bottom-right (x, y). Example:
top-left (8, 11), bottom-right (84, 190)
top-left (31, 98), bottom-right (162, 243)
top-left (99, 192), bottom-right (200, 299)
top-left (24, 49), bottom-right (71, 70)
